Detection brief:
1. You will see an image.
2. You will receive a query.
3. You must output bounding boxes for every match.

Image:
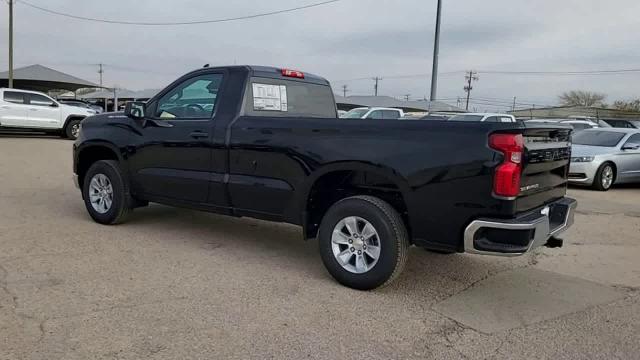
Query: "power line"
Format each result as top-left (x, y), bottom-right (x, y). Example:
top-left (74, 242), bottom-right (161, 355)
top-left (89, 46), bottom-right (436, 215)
top-left (477, 69), bottom-right (640, 76)
top-left (333, 71), bottom-right (462, 83)
top-left (18, 0), bottom-right (344, 26)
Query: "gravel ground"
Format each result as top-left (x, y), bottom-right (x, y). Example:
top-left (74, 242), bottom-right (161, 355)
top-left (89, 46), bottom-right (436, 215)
top-left (1, 135), bottom-right (639, 359)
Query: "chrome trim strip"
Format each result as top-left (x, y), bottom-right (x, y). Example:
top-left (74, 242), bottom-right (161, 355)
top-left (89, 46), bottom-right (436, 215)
top-left (73, 174), bottom-right (80, 189)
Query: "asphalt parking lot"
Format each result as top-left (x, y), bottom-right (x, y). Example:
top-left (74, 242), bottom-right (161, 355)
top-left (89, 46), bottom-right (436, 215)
top-left (1, 136), bottom-right (639, 360)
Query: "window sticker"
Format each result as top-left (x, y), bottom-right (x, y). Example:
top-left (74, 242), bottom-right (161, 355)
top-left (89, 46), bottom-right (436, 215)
top-left (253, 83), bottom-right (288, 111)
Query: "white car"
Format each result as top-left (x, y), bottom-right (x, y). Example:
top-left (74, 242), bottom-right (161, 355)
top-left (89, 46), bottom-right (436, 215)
top-left (0, 88), bottom-right (95, 139)
top-left (448, 113), bottom-right (517, 122)
top-left (342, 107), bottom-right (404, 119)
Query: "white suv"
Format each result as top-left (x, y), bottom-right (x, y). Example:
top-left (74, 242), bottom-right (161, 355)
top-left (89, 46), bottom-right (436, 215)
top-left (0, 88), bottom-right (96, 139)
top-left (341, 107), bottom-right (405, 119)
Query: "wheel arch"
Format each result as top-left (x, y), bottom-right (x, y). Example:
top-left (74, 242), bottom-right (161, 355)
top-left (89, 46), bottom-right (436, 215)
top-left (63, 115), bottom-right (86, 130)
top-left (298, 162), bottom-right (412, 241)
top-left (76, 142), bottom-right (124, 189)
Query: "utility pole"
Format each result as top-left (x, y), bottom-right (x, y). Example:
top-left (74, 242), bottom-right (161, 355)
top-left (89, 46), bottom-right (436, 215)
top-left (98, 64), bottom-right (104, 87)
top-left (464, 70), bottom-right (478, 110)
top-left (512, 97), bottom-right (516, 112)
top-left (8, 0), bottom-right (14, 88)
top-left (372, 77), bottom-right (382, 96)
top-left (341, 84), bottom-right (349, 97)
top-left (429, 0), bottom-right (442, 102)
top-left (403, 94), bottom-right (411, 101)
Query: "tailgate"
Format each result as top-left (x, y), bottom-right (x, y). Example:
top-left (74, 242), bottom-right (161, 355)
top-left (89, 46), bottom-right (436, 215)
top-left (516, 124), bottom-right (572, 212)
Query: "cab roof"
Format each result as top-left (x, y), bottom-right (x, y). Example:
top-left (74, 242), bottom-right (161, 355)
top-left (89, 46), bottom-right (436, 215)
top-left (180, 65), bottom-right (330, 86)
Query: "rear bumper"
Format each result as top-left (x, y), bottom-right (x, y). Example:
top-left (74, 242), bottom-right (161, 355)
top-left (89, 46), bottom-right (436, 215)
top-left (463, 197), bottom-right (577, 257)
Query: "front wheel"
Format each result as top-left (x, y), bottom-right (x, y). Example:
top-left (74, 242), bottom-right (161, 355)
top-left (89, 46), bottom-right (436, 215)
top-left (592, 163), bottom-right (615, 191)
top-left (318, 195), bottom-right (409, 290)
top-left (82, 160), bottom-right (132, 224)
top-left (63, 119), bottom-right (82, 140)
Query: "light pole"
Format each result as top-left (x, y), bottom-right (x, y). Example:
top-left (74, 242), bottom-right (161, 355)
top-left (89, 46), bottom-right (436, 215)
top-left (8, 0), bottom-right (14, 88)
top-left (429, 0), bottom-right (442, 102)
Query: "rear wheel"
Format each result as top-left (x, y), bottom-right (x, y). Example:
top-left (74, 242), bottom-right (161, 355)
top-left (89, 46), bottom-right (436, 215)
top-left (318, 195), bottom-right (409, 290)
top-left (82, 160), bottom-right (132, 224)
top-left (64, 119), bottom-right (82, 140)
top-left (592, 163), bottom-right (615, 191)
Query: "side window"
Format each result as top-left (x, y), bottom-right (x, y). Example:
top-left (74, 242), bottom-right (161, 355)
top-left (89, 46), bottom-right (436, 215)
top-left (154, 73), bottom-right (223, 119)
top-left (3, 91), bottom-right (26, 104)
top-left (367, 110), bottom-right (383, 119)
top-left (484, 116), bottom-right (499, 122)
top-left (382, 110), bottom-right (401, 119)
top-left (624, 134), bottom-right (640, 146)
top-left (571, 123), bottom-right (589, 130)
top-left (29, 93), bottom-right (55, 107)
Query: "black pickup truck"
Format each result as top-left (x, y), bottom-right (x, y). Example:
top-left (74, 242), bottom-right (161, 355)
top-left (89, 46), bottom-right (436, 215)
top-left (73, 65), bottom-right (577, 290)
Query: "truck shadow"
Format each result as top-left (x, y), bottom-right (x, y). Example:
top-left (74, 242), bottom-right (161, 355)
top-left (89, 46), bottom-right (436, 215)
top-left (121, 204), bottom-right (523, 299)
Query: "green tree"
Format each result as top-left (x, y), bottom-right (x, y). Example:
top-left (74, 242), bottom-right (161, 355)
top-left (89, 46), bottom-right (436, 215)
top-left (559, 91), bottom-right (607, 107)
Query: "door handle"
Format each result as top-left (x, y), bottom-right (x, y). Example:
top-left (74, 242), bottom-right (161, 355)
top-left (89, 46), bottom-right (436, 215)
top-left (190, 131), bottom-right (209, 139)
top-left (29, 108), bottom-right (38, 111)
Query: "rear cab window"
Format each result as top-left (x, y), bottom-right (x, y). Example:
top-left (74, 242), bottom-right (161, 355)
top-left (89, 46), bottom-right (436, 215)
top-left (3, 91), bottom-right (26, 104)
top-left (243, 75), bottom-right (336, 118)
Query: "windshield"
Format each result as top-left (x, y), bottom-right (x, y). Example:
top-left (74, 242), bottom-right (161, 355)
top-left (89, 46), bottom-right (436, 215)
top-left (448, 115), bottom-right (484, 122)
top-left (342, 108), bottom-right (369, 119)
top-left (573, 131), bottom-right (626, 147)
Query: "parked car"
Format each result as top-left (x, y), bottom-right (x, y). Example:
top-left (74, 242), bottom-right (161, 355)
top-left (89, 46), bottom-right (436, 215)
top-left (448, 113), bottom-right (517, 122)
top-left (58, 99), bottom-right (104, 114)
top-left (342, 107), bottom-right (404, 119)
top-left (525, 119), bottom-right (607, 132)
top-left (602, 119), bottom-right (640, 129)
top-left (73, 65), bottom-right (576, 290)
top-left (569, 128), bottom-right (640, 190)
top-left (0, 88), bottom-right (95, 139)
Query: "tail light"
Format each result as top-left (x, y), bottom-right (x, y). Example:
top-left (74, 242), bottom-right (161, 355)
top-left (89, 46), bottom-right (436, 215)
top-left (489, 133), bottom-right (524, 197)
top-left (281, 69), bottom-right (305, 79)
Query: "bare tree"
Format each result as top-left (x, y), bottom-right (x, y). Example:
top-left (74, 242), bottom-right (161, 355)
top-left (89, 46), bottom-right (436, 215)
top-left (613, 99), bottom-right (640, 112)
top-left (559, 91), bottom-right (607, 107)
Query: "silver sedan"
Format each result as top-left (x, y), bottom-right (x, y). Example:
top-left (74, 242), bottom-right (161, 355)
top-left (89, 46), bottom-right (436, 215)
top-left (569, 128), bottom-right (640, 191)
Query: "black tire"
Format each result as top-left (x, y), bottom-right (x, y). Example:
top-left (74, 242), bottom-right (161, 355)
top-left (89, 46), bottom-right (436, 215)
top-left (318, 195), bottom-right (409, 290)
top-left (82, 160), bottom-right (132, 224)
top-left (64, 119), bottom-right (82, 140)
top-left (592, 162), bottom-right (615, 191)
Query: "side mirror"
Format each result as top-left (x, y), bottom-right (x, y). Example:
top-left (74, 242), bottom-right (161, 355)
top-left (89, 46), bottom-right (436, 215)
top-left (49, 102), bottom-right (59, 108)
top-left (124, 101), bottom-right (146, 119)
top-left (622, 143), bottom-right (640, 151)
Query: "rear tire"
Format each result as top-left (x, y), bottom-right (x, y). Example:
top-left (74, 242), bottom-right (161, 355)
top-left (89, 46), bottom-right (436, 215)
top-left (318, 195), bottom-right (409, 290)
top-left (82, 160), bottom-right (132, 224)
top-left (64, 119), bottom-right (82, 140)
top-left (592, 162), bottom-right (615, 191)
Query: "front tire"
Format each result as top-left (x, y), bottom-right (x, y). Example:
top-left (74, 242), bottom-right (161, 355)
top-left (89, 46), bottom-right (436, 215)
top-left (592, 163), bottom-right (615, 191)
top-left (318, 195), bottom-right (409, 290)
top-left (82, 160), bottom-right (132, 224)
top-left (64, 119), bottom-right (82, 140)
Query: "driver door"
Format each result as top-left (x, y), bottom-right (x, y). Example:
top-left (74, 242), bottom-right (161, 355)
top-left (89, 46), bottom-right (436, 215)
top-left (128, 72), bottom-right (224, 204)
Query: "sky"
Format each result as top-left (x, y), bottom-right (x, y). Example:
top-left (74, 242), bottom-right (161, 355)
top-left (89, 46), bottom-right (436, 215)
top-left (1, 0), bottom-right (639, 111)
